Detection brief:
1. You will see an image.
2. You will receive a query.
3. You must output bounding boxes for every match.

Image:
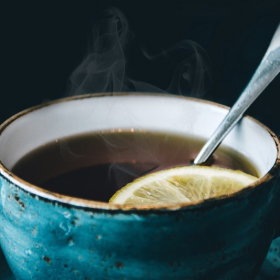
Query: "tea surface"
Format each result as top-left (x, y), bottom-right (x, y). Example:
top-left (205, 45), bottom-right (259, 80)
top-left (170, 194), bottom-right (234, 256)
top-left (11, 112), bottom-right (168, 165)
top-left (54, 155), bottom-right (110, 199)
top-left (12, 130), bottom-right (258, 202)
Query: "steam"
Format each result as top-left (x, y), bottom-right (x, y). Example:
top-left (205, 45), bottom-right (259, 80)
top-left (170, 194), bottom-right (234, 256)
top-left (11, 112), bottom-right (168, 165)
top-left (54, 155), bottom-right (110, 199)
top-left (107, 162), bottom-right (158, 190)
top-left (141, 41), bottom-right (212, 96)
top-left (65, 7), bottom-right (213, 192)
top-left (68, 7), bottom-right (212, 96)
top-left (68, 8), bottom-right (131, 94)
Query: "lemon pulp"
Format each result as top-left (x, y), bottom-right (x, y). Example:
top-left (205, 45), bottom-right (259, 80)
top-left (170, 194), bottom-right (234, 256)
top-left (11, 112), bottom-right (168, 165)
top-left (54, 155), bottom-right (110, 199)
top-left (109, 166), bottom-right (258, 205)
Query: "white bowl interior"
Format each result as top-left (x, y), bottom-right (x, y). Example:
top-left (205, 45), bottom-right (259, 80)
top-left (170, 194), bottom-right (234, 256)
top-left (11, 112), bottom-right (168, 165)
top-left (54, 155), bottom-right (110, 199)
top-left (0, 94), bottom-right (277, 177)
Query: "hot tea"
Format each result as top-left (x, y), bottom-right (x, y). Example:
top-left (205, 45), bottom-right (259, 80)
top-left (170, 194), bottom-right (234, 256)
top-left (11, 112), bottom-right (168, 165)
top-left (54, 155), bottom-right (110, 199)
top-left (12, 130), bottom-right (258, 202)
top-left (1, 94), bottom-right (279, 280)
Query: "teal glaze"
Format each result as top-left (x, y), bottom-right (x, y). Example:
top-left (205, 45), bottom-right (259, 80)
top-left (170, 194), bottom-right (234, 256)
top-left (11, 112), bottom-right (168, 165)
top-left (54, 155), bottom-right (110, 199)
top-left (0, 171), bottom-right (280, 279)
top-left (257, 237), bottom-right (280, 279)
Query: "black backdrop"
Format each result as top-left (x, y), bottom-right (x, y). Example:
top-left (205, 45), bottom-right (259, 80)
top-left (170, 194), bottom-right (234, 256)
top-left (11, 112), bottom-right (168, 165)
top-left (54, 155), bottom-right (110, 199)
top-left (2, 1), bottom-right (280, 134)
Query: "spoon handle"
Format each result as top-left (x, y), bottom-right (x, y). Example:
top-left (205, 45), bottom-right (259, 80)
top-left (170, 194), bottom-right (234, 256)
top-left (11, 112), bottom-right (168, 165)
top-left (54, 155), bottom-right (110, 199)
top-left (194, 24), bottom-right (280, 165)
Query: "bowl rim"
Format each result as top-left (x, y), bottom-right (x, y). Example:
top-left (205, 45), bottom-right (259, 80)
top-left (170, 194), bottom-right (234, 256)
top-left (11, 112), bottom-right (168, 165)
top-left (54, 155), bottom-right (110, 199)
top-left (0, 92), bottom-right (279, 211)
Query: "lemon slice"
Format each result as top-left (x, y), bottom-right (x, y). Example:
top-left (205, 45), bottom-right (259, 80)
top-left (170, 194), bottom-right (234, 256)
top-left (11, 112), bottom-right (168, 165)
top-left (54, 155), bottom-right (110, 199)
top-left (109, 166), bottom-right (258, 205)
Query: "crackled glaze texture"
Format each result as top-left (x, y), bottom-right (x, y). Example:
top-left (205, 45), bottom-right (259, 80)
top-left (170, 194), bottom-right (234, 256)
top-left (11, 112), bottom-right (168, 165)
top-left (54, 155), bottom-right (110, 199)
top-left (257, 237), bottom-right (280, 280)
top-left (0, 173), bottom-right (280, 279)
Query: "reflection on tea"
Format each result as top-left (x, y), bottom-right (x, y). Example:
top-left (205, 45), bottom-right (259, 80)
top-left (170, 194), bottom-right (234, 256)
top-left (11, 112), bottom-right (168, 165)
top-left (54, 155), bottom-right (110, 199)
top-left (12, 130), bottom-right (258, 202)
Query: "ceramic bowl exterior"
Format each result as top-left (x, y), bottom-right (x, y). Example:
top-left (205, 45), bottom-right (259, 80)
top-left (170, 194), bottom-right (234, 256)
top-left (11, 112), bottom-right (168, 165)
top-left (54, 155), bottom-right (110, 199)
top-left (0, 173), bottom-right (280, 280)
top-left (0, 94), bottom-right (279, 279)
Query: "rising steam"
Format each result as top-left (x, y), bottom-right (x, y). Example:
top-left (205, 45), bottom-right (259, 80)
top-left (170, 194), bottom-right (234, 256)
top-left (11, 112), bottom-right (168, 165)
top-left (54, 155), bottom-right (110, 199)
top-left (68, 7), bottom-right (212, 96)
top-left (64, 8), bottom-right (213, 193)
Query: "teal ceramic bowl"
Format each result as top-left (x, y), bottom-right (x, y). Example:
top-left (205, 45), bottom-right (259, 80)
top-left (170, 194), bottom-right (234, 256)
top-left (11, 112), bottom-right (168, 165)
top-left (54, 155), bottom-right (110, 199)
top-left (0, 93), bottom-right (280, 279)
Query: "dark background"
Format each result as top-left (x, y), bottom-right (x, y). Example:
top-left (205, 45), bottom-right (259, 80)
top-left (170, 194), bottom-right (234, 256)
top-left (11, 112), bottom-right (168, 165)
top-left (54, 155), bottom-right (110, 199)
top-left (1, 1), bottom-right (280, 134)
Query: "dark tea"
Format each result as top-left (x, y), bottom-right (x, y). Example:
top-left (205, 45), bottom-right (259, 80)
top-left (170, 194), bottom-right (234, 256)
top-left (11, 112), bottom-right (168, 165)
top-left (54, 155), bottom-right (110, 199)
top-left (12, 130), bottom-right (258, 202)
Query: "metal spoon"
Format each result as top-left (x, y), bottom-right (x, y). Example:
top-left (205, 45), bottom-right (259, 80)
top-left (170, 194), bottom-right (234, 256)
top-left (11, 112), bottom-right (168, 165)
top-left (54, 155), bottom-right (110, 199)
top-left (194, 24), bottom-right (280, 165)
